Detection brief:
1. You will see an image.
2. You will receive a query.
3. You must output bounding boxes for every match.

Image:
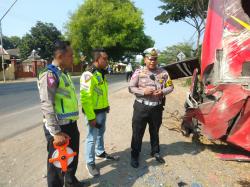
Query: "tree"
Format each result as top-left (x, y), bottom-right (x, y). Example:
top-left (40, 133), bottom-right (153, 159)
top-left (2, 35), bottom-right (22, 50)
top-left (8, 36), bottom-right (22, 48)
top-left (2, 35), bottom-right (21, 49)
top-left (2, 36), bottom-right (13, 49)
top-left (155, 0), bottom-right (209, 55)
top-left (158, 42), bottom-right (194, 65)
top-left (66, 0), bottom-right (154, 63)
top-left (19, 21), bottom-right (62, 60)
top-left (19, 34), bottom-right (34, 60)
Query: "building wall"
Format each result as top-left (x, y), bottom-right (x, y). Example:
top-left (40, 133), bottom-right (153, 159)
top-left (0, 63), bottom-right (15, 81)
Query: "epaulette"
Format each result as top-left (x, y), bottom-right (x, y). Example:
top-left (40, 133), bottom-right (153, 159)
top-left (47, 64), bottom-right (61, 81)
top-left (38, 67), bottom-right (49, 79)
top-left (87, 65), bottom-right (98, 74)
top-left (37, 64), bottom-right (60, 86)
top-left (134, 68), bottom-right (142, 74)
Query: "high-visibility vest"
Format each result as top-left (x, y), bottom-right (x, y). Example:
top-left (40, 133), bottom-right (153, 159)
top-left (80, 69), bottom-right (109, 120)
top-left (39, 64), bottom-right (79, 121)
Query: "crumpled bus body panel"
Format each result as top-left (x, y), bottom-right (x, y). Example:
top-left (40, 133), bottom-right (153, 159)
top-left (202, 0), bottom-right (250, 82)
top-left (182, 0), bottom-right (250, 153)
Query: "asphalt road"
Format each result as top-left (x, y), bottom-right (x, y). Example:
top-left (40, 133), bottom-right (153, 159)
top-left (0, 74), bottom-right (127, 141)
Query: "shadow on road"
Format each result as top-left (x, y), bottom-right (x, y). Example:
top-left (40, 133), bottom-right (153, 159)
top-left (237, 180), bottom-right (250, 187)
top-left (204, 143), bottom-right (250, 156)
top-left (82, 141), bottom-right (205, 186)
top-left (166, 124), bottom-right (250, 159)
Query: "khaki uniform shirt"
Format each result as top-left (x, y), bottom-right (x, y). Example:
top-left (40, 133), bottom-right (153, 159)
top-left (129, 67), bottom-right (174, 102)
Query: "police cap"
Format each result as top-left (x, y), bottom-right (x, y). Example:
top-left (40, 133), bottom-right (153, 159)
top-left (143, 47), bottom-right (159, 58)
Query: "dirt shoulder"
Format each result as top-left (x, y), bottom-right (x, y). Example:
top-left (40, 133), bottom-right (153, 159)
top-left (0, 80), bottom-right (249, 187)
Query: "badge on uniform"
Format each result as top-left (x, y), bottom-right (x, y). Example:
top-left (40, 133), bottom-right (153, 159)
top-left (97, 76), bottom-right (101, 82)
top-left (166, 79), bottom-right (173, 87)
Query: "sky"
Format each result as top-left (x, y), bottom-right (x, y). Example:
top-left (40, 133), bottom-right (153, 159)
top-left (0, 0), bottom-right (196, 50)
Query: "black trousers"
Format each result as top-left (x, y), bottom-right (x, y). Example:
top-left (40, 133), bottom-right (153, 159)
top-left (43, 121), bottom-right (79, 187)
top-left (126, 72), bottom-right (133, 82)
top-left (131, 101), bottom-right (164, 158)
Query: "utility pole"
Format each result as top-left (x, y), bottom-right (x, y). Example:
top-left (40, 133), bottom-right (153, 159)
top-left (0, 0), bottom-right (18, 82)
top-left (0, 22), bottom-right (5, 82)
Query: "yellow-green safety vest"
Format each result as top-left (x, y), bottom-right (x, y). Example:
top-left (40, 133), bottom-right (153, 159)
top-left (39, 65), bottom-right (79, 121)
top-left (80, 70), bottom-right (109, 120)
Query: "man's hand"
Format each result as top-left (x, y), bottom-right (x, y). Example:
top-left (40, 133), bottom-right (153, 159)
top-left (89, 119), bottom-right (102, 129)
top-left (89, 119), bottom-right (97, 127)
top-left (53, 132), bottom-right (70, 146)
top-left (153, 90), bottom-right (163, 97)
top-left (89, 119), bottom-right (97, 128)
top-left (107, 106), bottom-right (110, 113)
top-left (143, 88), bottom-right (154, 96)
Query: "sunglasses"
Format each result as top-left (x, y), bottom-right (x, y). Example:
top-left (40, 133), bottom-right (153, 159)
top-left (148, 57), bottom-right (157, 61)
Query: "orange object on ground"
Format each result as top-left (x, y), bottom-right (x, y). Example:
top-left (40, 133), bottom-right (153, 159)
top-left (49, 138), bottom-right (77, 172)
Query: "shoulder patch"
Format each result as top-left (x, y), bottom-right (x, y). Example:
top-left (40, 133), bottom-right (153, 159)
top-left (84, 74), bottom-right (92, 83)
top-left (165, 74), bottom-right (173, 87)
top-left (47, 72), bottom-right (57, 88)
top-left (166, 79), bottom-right (173, 87)
top-left (80, 72), bottom-right (93, 91)
top-left (82, 72), bottom-right (93, 83)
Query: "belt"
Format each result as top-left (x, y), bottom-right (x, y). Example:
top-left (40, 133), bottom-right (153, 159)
top-left (136, 99), bottom-right (162, 106)
top-left (58, 119), bottom-right (76, 125)
top-left (43, 118), bottom-right (76, 126)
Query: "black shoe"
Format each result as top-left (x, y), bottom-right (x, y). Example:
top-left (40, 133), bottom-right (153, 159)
top-left (152, 153), bottom-right (165, 164)
top-left (65, 181), bottom-right (90, 187)
top-left (86, 164), bottom-right (100, 177)
top-left (96, 151), bottom-right (120, 161)
top-left (65, 177), bottom-right (90, 187)
top-left (130, 157), bottom-right (139, 168)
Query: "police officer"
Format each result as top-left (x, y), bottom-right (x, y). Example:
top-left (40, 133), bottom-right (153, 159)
top-left (38, 41), bottom-right (85, 187)
top-left (129, 47), bottom-right (174, 168)
top-left (80, 49), bottom-right (119, 178)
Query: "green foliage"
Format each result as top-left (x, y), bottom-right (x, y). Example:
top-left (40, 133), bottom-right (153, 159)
top-left (8, 36), bottom-right (22, 49)
top-left (2, 36), bottom-right (14, 49)
top-left (19, 21), bottom-right (62, 60)
top-left (19, 34), bottom-right (34, 60)
top-left (155, 0), bottom-right (209, 51)
top-left (183, 77), bottom-right (192, 87)
top-left (158, 42), bottom-right (194, 65)
top-left (2, 35), bottom-right (21, 49)
top-left (155, 0), bottom-right (208, 23)
top-left (140, 58), bottom-right (144, 66)
top-left (66, 0), bottom-right (154, 63)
